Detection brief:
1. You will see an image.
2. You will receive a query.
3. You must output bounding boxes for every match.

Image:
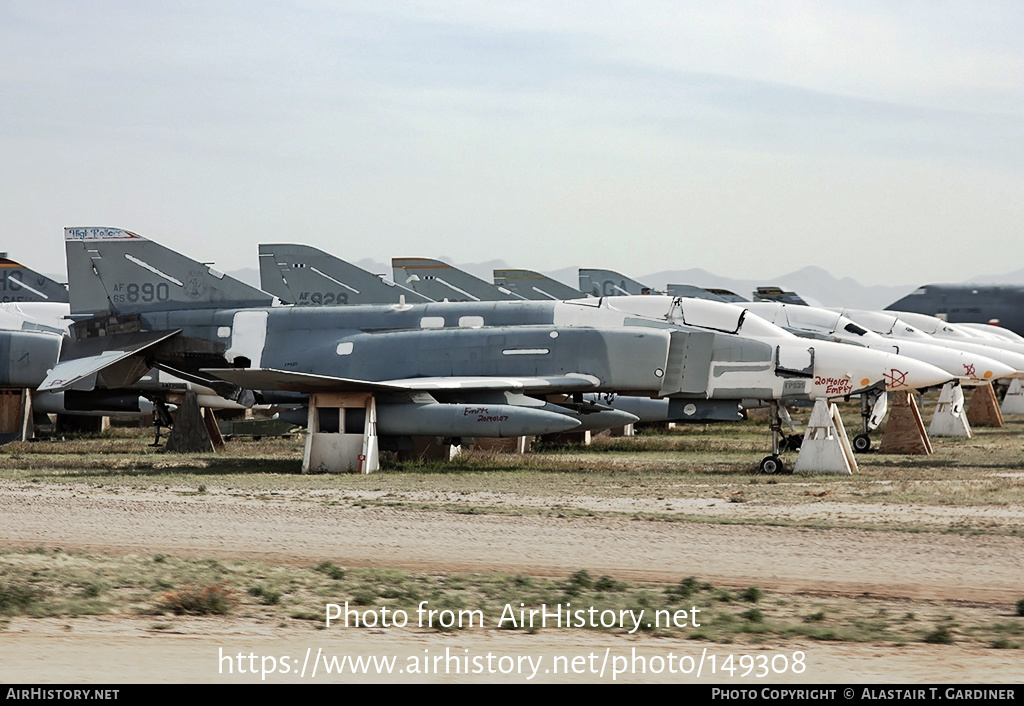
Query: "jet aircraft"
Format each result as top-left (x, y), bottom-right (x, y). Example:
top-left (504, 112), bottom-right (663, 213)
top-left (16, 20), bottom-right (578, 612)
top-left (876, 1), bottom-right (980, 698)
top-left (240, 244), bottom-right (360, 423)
top-left (272, 251), bottom-right (956, 469)
top-left (54, 228), bottom-right (740, 458)
top-left (579, 268), bottom-right (662, 297)
top-left (746, 301), bottom-right (1015, 451)
top-left (259, 244), bottom-right (430, 306)
top-left (835, 308), bottom-right (1024, 376)
top-left (0, 255), bottom-right (69, 304)
top-left (492, 269), bottom-right (585, 301)
top-left (392, 257), bottom-right (524, 302)
top-left (578, 268), bottom-right (730, 302)
top-left (887, 284), bottom-right (1024, 337)
top-left (752, 286), bottom-right (808, 306)
top-left (51, 230), bottom-right (952, 472)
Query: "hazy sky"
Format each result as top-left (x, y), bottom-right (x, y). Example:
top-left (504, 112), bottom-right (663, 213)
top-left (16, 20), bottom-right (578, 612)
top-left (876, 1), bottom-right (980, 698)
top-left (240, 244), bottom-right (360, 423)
top-left (2, 1), bottom-right (1021, 286)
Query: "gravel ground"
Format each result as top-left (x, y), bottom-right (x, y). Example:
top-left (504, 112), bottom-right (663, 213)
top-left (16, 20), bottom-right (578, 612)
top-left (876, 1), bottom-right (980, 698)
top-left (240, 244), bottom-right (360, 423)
top-left (1, 479), bottom-right (1022, 683)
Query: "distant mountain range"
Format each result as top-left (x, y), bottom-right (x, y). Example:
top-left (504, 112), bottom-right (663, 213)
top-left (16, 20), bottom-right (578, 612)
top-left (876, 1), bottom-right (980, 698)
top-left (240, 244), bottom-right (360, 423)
top-left (640, 265), bottom-right (921, 310)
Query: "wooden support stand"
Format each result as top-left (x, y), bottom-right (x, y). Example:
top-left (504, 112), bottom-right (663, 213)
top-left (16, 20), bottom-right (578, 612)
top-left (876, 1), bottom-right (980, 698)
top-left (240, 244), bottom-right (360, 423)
top-left (204, 406), bottom-right (225, 449)
top-left (165, 391), bottom-right (216, 453)
top-left (967, 382), bottom-right (1004, 428)
top-left (879, 391), bottom-right (932, 455)
top-left (0, 389), bottom-right (33, 444)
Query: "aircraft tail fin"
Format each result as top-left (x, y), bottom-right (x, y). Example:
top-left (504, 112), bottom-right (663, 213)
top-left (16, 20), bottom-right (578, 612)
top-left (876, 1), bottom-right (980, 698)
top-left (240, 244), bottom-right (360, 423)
top-left (259, 244), bottom-right (431, 305)
top-left (392, 257), bottom-right (525, 302)
top-left (579, 268), bottom-right (661, 297)
top-left (0, 254), bottom-right (69, 303)
top-left (65, 227), bottom-right (276, 317)
top-left (753, 286), bottom-right (809, 306)
top-left (492, 269), bottom-right (585, 301)
top-left (665, 284), bottom-right (728, 302)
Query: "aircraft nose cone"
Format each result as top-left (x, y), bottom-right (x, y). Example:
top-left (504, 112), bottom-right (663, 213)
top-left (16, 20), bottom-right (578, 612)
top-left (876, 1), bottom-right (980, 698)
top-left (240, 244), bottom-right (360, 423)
top-left (966, 356), bottom-right (1016, 382)
top-left (879, 356), bottom-right (953, 391)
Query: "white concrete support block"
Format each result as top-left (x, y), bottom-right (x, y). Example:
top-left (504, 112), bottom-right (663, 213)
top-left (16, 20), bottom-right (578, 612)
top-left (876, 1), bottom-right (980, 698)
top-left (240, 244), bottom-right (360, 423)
top-left (1000, 378), bottom-right (1024, 414)
top-left (929, 382), bottom-right (972, 438)
top-left (303, 392), bottom-right (379, 474)
top-left (793, 399), bottom-right (856, 475)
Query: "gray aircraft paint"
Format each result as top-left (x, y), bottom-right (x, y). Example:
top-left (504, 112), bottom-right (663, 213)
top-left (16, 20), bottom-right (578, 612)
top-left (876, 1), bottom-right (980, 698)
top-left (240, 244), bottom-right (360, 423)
top-left (259, 244), bottom-right (431, 306)
top-left (373, 402), bottom-right (581, 437)
top-left (591, 395), bottom-right (743, 423)
top-left (580, 269), bottom-right (728, 303)
top-left (579, 268), bottom-right (661, 297)
top-left (60, 230), bottom-right (736, 405)
top-left (492, 269), bottom-right (585, 301)
top-left (393, 257), bottom-right (524, 302)
top-left (665, 284), bottom-right (727, 302)
top-left (64, 227), bottom-right (275, 317)
top-left (887, 284), bottom-right (1024, 337)
top-left (0, 330), bottom-right (63, 387)
top-left (58, 231), bottom-right (696, 435)
top-left (752, 286), bottom-right (809, 306)
top-left (263, 246), bottom-right (734, 423)
top-left (0, 256), bottom-right (69, 304)
top-left (57, 229), bottom-right (951, 444)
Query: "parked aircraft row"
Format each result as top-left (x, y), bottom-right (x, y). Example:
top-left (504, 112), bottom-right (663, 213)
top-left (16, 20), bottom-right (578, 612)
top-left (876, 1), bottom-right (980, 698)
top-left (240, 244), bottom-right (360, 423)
top-left (4, 231), bottom-right (1020, 473)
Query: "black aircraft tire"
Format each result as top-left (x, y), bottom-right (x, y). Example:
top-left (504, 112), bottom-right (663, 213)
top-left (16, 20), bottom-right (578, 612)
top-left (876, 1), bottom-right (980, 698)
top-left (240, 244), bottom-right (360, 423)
top-left (759, 455), bottom-right (784, 475)
top-left (853, 434), bottom-right (872, 453)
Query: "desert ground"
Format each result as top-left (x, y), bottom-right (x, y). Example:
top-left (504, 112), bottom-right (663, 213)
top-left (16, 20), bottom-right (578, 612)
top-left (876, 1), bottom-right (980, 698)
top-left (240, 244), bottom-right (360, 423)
top-left (1, 407), bottom-right (1022, 684)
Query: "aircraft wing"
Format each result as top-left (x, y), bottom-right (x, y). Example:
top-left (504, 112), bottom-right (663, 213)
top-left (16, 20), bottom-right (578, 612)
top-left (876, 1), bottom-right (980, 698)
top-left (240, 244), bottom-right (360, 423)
top-left (202, 368), bottom-right (601, 394)
top-left (37, 330), bottom-right (182, 392)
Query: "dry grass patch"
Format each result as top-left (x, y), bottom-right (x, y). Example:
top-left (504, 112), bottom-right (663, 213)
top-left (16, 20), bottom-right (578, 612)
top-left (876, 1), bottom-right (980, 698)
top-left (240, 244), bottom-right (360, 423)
top-left (2, 549), bottom-right (1020, 648)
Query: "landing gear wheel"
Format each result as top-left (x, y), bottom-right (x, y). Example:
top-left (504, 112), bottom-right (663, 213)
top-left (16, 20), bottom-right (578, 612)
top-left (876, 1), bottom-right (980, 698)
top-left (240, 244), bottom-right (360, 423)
top-left (852, 434), bottom-right (872, 453)
top-left (759, 455), bottom-right (784, 474)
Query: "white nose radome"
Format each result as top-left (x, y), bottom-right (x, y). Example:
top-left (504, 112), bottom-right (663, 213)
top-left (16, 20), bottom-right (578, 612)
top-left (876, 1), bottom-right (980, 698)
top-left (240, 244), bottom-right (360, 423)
top-left (891, 341), bottom-right (1017, 383)
top-left (809, 341), bottom-right (953, 398)
top-left (871, 353), bottom-right (955, 391)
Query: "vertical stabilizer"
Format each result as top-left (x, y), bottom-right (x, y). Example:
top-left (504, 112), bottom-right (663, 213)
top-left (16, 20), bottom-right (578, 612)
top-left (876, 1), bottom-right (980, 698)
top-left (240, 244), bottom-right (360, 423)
top-left (579, 269), bottom-right (661, 297)
top-left (65, 227), bottom-right (276, 316)
top-left (665, 284), bottom-right (728, 302)
top-left (493, 269), bottom-right (585, 301)
top-left (392, 257), bottom-right (525, 302)
top-left (259, 244), bottom-right (431, 305)
top-left (0, 255), bottom-right (68, 303)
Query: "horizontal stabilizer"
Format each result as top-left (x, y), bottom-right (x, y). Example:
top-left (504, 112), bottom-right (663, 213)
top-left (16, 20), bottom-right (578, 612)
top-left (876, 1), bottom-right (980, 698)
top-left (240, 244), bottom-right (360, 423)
top-left (202, 368), bottom-right (600, 394)
top-left (37, 330), bottom-right (180, 392)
